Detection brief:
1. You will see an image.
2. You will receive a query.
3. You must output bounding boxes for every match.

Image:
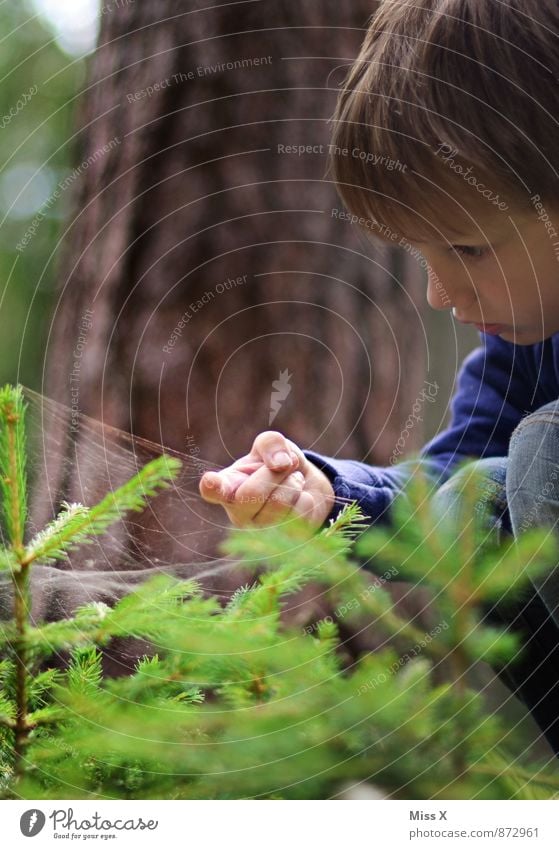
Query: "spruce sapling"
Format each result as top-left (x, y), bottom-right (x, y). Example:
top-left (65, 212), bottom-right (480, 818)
top-left (0, 388), bottom-right (558, 798)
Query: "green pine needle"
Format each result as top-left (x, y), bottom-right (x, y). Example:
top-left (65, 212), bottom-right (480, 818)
top-left (2, 385), bottom-right (559, 800)
top-left (322, 501), bottom-right (370, 540)
top-left (23, 455), bottom-right (182, 566)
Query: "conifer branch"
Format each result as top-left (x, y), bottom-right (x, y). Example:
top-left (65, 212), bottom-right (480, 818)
top-left (322, 501), bottom-right (370, 543)
top-left (1, 386), bottom-right (558, 798)
top-left (0, 387), bottom-right (182, 784)
top-left (22, 455), bottom-right (181, 567)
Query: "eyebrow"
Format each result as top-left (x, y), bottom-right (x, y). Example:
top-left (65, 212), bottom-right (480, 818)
top-left (412, 236), bottom-right (488, 246)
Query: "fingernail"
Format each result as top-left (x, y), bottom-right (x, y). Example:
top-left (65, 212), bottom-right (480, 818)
top-left (271, 450), bottom-right (291, 468)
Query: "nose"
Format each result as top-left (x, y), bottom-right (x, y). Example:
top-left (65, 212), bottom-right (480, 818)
top-left (426, 268), bottom-right (477, 315)
top-left (426, 269), bottom-right (454, 311)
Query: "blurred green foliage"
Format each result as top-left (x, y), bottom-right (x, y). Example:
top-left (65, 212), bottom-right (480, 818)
top-left (0, 1), bottom-right (87, 387)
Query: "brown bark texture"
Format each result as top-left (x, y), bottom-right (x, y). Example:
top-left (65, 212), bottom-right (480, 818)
top-left (33, 0), bottom-right (433, 664)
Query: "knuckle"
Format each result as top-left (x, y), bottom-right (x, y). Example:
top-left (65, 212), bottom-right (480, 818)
top-left (270, 493), bottom-right (294, 511)
top-left (282, 473), bottom-right (304, 500)
top-left (256, 428), bottom-right (282, 441)
top-left (293, 490), bottom-right (314, 519)
top-left (265, 430), bottom-right (285, 440)
top-left (254, 429), bottom-right (286, 450)
top-left (269, 491), bottom-right (288, 507)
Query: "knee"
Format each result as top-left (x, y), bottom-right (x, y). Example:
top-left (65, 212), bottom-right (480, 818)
top-left (432, 457), bottom-right (507, 518)
top-left (507, 402), bottom-right (559, 522)
top-left (508, 402), bottom-right (559, 487)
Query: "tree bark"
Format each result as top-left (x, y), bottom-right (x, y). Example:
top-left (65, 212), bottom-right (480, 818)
top-left (37, 0), bottom-right (427, 634)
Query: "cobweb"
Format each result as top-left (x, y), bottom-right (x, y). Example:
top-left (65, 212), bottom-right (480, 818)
top-left (1, 387), bottom-right (356, 628)
top-left (16, 386), bottom-right (252, 616)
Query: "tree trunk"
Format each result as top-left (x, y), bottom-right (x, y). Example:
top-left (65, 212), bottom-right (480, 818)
top-left (37, 0), bottom-right (427, 646)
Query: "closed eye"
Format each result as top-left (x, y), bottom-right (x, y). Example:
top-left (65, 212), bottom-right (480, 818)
top-left (451, 244), bottom-right (487, 259)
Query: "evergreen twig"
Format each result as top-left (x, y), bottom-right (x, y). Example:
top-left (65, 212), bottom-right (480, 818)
top-left (0, 385), bottom-right (182, 784)
top-left (0, 386), bottom-right (558, 799)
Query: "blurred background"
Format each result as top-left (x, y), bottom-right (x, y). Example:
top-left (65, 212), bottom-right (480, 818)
top-left (0, 0), bottom-right (99, 387)
top-left (0, 0), bottom-right (485, 614)
top-left (0, 0), bottom-right (478, 439)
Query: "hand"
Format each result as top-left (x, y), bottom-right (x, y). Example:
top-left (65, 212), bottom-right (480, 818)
top-left (199, 430), bottom-right (335, 528)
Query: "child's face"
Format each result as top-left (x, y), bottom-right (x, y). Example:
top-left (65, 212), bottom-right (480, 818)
top-left (408, 206), bottom-right (559, 345)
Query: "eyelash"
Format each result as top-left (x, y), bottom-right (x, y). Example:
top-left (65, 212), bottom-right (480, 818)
top-left (451, 245), bottom-right (487, 259)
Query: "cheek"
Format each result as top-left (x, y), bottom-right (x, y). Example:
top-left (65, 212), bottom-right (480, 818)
top-left (506, 255), bottom-right (559, 307)
top-left (502, 230), bottom-right (559, 296)
top-left (474, 257), bottom-right (523, 302)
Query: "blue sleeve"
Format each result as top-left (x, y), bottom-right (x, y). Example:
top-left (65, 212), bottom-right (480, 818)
top-left (303, 335), bottom-right (535, 528)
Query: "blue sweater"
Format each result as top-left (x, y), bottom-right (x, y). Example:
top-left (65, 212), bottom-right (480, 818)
top-left (303, 332), bottom-right (559, 527)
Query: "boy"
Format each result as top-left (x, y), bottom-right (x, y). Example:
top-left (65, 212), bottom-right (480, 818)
top-left (200, 0), bottom-right (559, 754)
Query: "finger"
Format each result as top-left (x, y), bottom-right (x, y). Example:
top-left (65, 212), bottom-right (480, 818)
top-left (251, 471), bottom-right (306, 527)
top-left (251, 430), bottom-right (300, 471)
top-left (226, 454), bottom-right (266, 475)
top-left (199, 468), bottom-right (250, 504)
top-left (289, 489), bottom-right (320, 524)
top-left (227, 463), bottom-right (300, 525)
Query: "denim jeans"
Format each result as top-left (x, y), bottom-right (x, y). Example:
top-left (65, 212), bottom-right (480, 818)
top-left (430, 399), bottom-right (559, 754)
top-left (432, 400), bottom-right (559, 623)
